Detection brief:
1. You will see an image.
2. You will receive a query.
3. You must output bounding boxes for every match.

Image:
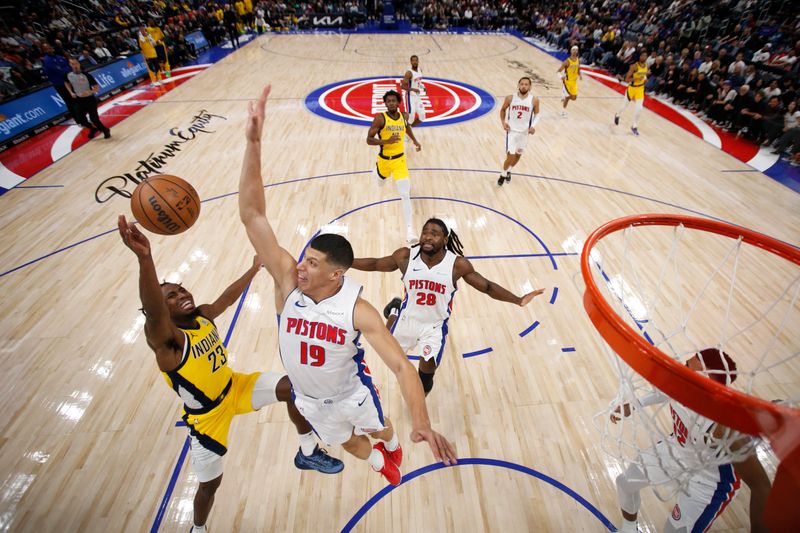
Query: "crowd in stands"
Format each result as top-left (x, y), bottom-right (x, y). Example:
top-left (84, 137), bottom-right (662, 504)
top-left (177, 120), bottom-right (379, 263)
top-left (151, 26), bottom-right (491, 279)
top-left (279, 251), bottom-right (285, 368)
top-left (0, 0), bottom-right (375, 100)
top-left (1, 0), bottom-right (798, 164)
top-left (401, 0), bottom-right (798, 163)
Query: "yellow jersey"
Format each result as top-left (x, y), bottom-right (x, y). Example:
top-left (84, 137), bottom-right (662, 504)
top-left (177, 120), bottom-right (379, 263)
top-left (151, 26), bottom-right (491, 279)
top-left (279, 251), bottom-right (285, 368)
top-left (244, 0), bottom-right (253, 13)
top-left (163, 315), bottom-right (233, 413)
top-left (235, 0), bottom-right (246, 16)
top-left (631, 62), bottom-right (648, 87)
top-left (566, 57), bottom-right (580, 81)
top-left (379, 112), bottom-right (405, 157)
top-left (138, 32), bottom-right (157, 58)
top-left (147, 26), bottom-right (165, 44)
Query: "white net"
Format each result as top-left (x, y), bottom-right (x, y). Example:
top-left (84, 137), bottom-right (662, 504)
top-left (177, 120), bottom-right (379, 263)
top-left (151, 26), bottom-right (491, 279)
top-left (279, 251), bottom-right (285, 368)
top-left (585, 220), bottom-right (800, 501)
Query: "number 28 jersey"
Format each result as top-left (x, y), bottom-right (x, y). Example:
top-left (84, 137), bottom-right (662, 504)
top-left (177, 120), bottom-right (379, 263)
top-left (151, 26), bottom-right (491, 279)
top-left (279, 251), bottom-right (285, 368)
top-left (279, 276), bottom-right (365, 399)
top-left (401, 250), bottom-right (458, 324)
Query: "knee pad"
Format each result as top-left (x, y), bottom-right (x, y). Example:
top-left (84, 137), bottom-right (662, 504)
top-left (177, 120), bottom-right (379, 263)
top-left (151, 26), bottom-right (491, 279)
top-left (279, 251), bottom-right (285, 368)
top-left (418, 369), bottom-right (435, 394)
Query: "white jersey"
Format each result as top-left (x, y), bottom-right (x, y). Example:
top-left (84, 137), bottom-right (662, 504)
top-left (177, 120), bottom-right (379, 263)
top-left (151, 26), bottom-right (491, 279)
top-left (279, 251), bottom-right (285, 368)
top-left (279, 276), bottom-right (366, 399)
top-left (506, 92), bottom-right (535, 132)
top-left (409, 68), bottom-right (423, 93)
top-left (400, 250), bottom-right (458, 325)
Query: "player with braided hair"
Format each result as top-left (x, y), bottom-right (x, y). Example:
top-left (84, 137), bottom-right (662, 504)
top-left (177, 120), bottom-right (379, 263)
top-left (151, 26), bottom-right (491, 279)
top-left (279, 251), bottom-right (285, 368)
top-left (351, 218), bottom-right (544, 395)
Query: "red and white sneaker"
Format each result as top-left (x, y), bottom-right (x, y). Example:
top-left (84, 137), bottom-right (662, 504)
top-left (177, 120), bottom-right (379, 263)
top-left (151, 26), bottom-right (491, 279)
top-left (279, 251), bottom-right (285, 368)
top-left (373, 442), bottom-right (401, 486)
top-left (381, 441), bottom-right (403, 467)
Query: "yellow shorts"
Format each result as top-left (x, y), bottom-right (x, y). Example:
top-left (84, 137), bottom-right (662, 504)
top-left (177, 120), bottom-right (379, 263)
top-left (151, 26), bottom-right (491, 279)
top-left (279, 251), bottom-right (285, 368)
top-left (182, 371), bottom-right (260, 455)
top-left (563, 80), bottom-right (578, 97)
top-left (626, 85), bottom-right (645, 101)
top-left (376, 153), bottom-right (409, 181)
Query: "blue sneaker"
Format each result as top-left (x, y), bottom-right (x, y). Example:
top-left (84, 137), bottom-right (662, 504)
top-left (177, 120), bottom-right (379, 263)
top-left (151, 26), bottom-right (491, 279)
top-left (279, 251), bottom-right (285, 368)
top-left (631, 127), bottom-right (640, 136)
top-left (294, 445), bottom-right (344, 474)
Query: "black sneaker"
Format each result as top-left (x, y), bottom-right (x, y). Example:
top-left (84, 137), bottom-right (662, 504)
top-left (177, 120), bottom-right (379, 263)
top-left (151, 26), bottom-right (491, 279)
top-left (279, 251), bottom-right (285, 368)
top-left (497, 174), bottom-right (506, 186)
top-left (506, 173), bottom-right (511, 183)
top-left (87, 128), bottom-right (98, 139)
top-left (614, 114), bottom-right (620, 126)
top-left (294, 445), bottom-right (344, 474)
top-left (383, 297), bottom-right (402, 319)
top-left (103, 130), bottom-right (111, 139)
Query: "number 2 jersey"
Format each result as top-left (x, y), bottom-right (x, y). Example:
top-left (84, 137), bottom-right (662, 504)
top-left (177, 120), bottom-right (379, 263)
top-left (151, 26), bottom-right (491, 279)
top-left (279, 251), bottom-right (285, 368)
top-left (279, 276), bottom-right (368, 399)
top-left (399, 250), bottom-right (458, 325)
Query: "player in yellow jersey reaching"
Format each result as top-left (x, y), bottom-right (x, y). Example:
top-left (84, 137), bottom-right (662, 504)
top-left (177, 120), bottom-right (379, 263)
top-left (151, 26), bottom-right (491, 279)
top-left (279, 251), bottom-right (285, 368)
top-left (117, 215), bottom-right (343, 533)
top-left (558, 45), bottom-right (582, 118)
top-left (615, 50), bottom-right (649, 136)
top-left (367, 89), bottom-right (422, 245)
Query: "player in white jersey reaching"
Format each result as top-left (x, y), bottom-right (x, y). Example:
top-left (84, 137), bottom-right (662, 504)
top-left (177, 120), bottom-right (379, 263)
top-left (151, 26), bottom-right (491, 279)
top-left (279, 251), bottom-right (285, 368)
top-left (239, 86), bottom-right (457, 487)
top-left (401, 54), bottom-right (425, 126)
top-left (498, 76), bottom-right (540, 186)
top-left (612, 348), bottom-right (771, 533)
top-left (351, 218), bottom-right (544, 396)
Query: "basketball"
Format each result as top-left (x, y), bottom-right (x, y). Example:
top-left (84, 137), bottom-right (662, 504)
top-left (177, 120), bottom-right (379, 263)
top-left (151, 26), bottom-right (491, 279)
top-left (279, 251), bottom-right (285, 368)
top-left (130, 175), bottom-right (201, 235)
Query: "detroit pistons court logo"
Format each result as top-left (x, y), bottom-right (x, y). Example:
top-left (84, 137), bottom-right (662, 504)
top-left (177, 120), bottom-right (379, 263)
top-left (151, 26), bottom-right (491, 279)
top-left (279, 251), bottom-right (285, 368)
top-left (305, 76), bottom-right (494, 127)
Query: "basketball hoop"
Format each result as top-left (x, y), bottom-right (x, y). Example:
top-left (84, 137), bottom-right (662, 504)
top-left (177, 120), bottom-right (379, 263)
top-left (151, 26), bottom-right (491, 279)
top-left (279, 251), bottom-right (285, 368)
top-left (581, 214), bottom-right (800, 531)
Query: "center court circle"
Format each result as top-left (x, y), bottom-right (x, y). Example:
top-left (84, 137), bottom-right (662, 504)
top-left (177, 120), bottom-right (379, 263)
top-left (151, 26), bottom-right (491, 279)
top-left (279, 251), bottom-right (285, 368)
top-left (304, 76), bottom-right (495, 127)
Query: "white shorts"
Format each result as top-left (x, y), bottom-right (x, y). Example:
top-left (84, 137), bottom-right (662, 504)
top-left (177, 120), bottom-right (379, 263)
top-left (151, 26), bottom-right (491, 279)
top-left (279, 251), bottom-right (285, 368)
top-left (391, 313), bottom-right (448, 366)
top-left (639, 442), bottom-right (741, 531)
top-left (190, 435), bottom-right (225, 483)
top-left (293, 383), bottom-right (385, 446)
top-left (667, 463), bottom-right (740, 531)
top-left (406, 92), bottom-right (426, 123)
top-left (505, 131), bottom-right (529, 154)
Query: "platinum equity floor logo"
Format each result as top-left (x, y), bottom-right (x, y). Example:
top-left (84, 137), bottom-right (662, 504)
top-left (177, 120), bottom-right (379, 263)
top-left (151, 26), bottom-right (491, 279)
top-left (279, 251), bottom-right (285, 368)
top-left (305, 76), bottom-right (494, 127)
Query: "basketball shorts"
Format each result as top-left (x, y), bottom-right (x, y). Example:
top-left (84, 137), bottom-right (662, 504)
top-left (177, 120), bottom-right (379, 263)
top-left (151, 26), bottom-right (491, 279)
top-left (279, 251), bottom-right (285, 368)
top-left (376, 153), bottom-right (409, 182)
top-left (626, 85), bottom-right (645, 101)
top-left (406, 92), bottom-right (426, 122)
top-left (562, 79), bottom-right (578, 98)
top-left (640, 442), bottom-right (741, 531)
top-left (145, 56), bottom-right (160, 73)
top-left (185, 371), bottom-right (281, 482)
top-left (391, 313), bottom-right (448, 366)
top-left (505, 130), bottom-right (529, 154)
top-left (293, 382), bottom-right (385, 446)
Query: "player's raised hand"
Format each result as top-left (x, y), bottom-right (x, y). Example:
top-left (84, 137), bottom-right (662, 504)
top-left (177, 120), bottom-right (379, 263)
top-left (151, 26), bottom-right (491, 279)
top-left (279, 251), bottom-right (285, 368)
top-left (411, 427), bottom-right (457, 466)
top-left (245, 85), bottom-right (271, 143)
top-left (519, 288), bottom-right (545, 306)
top-left (118, 214), bottom-right (151, 258)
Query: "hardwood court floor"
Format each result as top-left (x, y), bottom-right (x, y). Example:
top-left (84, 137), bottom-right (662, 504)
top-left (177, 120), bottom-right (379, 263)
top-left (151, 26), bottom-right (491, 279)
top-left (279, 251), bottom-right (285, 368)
top-left (0, 34), bottom-right (798, 533)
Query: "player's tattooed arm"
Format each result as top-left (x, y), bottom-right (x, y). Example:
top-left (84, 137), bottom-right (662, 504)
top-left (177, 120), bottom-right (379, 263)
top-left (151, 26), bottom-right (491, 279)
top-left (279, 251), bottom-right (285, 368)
top-left (351, 248), bottom-right (408, 273)
top-left (456, 257), bottom-right (544, 306)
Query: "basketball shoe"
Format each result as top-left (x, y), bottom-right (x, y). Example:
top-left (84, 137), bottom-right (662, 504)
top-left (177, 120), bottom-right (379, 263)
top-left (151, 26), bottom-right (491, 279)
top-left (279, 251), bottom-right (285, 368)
top-left (294, 445), bottom-right (345, 474)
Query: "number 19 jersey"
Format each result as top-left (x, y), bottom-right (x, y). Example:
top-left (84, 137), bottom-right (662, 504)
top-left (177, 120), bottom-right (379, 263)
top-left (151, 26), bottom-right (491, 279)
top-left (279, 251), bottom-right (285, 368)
top-left (279, 276), bottom-right (365, 399)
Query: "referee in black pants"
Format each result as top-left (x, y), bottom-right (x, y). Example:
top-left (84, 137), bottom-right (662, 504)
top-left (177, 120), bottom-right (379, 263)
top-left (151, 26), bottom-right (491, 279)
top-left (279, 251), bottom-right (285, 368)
top-left (65, 58), bottom-right (111, 139)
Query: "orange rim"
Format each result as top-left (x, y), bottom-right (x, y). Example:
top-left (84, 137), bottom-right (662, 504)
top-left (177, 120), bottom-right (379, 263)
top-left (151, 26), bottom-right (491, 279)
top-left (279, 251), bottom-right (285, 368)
top-left (581, 214), bottom-right (800, 461)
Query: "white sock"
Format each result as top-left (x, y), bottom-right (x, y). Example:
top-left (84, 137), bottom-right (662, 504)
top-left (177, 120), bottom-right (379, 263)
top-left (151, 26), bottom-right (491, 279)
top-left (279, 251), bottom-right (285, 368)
top-left (383, 433), bottom-right (399, 452)
top-left (633, 103), bottom-right (643, 127)
top-left (367, 448), bottom-right (385, 471)
top-left (191, 525), bottom-right (208, 533)
top-left (395, 179), bottom-right (413, 231)
top-left (299, 432), bottom-right (316, 456)
top-left (620, 518), bottom-right (638, 533)
top-left (616, 98), bottom-right (630, 115)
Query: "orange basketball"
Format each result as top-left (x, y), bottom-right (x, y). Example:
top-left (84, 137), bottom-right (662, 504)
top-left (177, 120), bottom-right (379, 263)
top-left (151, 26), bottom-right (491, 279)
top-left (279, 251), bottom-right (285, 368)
top-left (130, 175), bottom-right (201, 235)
